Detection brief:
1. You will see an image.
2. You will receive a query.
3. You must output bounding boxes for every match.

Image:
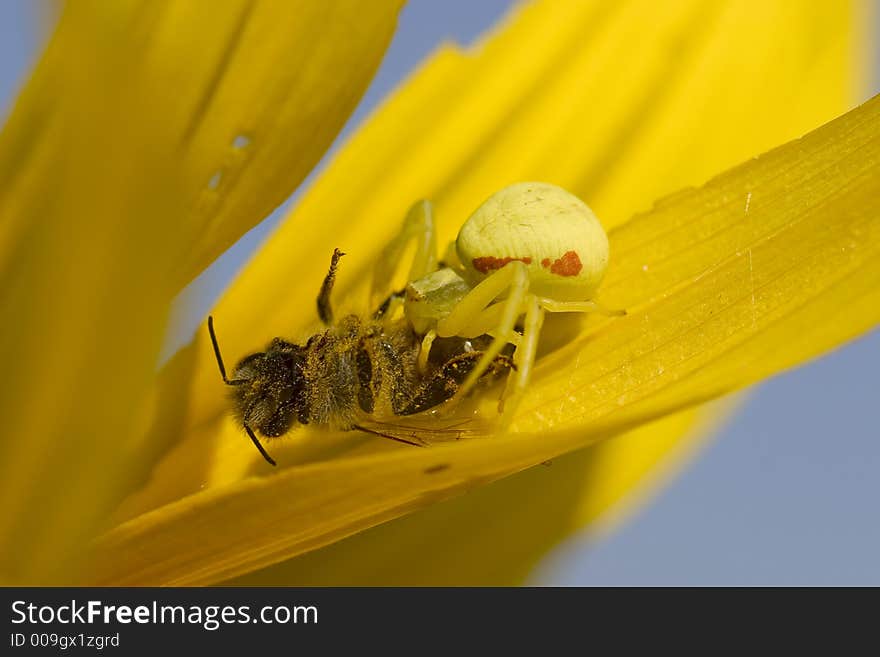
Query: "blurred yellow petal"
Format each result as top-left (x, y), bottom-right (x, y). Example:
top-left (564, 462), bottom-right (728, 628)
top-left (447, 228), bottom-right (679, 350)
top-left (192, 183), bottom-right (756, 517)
top-left (117, 0), bottom-right (866, 585)
top-left (0, 1), bottom-right (400, 584)
top-left (89, 90), bottom-right (880, 584)
top-left (0, 5), bottom-right (185, 584)
top-left (159, 0), bottom-right (404, 286)
top-left (1, 0), bottom-right (403, 289)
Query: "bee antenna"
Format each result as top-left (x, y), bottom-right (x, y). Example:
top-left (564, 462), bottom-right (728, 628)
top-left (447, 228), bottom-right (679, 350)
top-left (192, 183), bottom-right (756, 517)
top-left (244, 424), bottom-right (277, 466)
top-left (208, 315), bottom-right (245, 386)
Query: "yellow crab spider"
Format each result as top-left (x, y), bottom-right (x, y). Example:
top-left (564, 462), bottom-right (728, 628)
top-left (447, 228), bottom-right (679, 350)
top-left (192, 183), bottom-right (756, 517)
top-left (371, 181), bottom-right (624, 427)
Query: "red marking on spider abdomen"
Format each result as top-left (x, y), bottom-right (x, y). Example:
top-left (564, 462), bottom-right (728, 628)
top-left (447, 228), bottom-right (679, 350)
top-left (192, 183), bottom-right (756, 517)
top-left (541, 250), bottom-right (582, 276)
top-left (472, 255), bottom-right (532, 273)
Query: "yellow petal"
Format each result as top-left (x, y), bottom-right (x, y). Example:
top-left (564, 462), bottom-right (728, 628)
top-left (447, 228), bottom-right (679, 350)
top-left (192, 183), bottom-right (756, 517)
top-left (1, 1), bottom-right (403, 290)
top-left (125, 0), bottom-right (864, 586)
top-left (161, 0), bottom-right (405, 286)
top-left (88, 90), bottom-right (880, 585)
top-left (0, 5), bottom-right (185, 583)
top-left (0, 0), bottom-right (401, 584)
top-left (223, 404), bottom-right (719, 585)
top-left (119, 0), bottom-right (865, 584)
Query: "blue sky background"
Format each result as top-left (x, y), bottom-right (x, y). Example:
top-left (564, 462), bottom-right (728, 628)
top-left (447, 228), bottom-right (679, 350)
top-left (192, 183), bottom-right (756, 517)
top-left (2, 1), bottom-right (878, 585)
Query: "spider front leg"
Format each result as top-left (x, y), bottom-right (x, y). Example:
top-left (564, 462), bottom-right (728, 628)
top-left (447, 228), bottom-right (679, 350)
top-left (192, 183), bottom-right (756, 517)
top-left (436, 261), bottom-right (530, 403)
top-left (431, 263), bottom-right (626, 426)
top-left (497, 296), bottom-right (625, 425)
top-left (536, 297), bottom-right (626, 316)
top-left (499, 294), bottom-right (544, 427)
top-left (371, 199), bottom-right (438, 316)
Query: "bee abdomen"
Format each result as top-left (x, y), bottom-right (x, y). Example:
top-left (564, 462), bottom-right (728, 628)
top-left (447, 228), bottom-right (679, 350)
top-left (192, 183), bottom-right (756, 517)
top-left (400, 351), bottom-right (512, 415)
top-left (356, 344), bottom-right (374, 414)
top-left (370, 336), bottom-right (417, 417)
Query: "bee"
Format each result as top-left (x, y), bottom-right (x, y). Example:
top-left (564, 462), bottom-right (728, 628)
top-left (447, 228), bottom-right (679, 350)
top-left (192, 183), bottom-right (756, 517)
top-left (211, 182), bottom-right (622, 466)
top-left (209, 249), bottom-right (512, 466)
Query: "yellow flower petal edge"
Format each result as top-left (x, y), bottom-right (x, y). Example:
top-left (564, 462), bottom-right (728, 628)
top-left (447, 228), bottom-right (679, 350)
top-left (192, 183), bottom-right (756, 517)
top-left (1, 0), bottom-right (403, 290)
top-left (87, 93), bottom-right (880, 585)
top-left (224, 403), bottom-right (721, 586)
top-left (170, 0), bottom-right (404, 286)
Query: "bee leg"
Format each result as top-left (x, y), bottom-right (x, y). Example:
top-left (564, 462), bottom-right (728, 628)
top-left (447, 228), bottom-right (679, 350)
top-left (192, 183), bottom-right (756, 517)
top-left (372, 287), bottom-right (406, 319)
top-left (398, 351), bottom-right (514, 415)
top-left (370, 199), bottom-right (438, 312)
top-left (317, 248), bottom-right (345, 325)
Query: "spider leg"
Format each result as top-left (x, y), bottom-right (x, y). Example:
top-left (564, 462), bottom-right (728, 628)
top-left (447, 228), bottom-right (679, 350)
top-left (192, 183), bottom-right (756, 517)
top-left (493, 296), bottom-right (624, 424)
top-left (499, 294), bottom-right (544, 427)
top-left (536, 297), bottom-right (626, 316)
top-left (417, 329), bottom-right (437, 373)
top-left (437, 261), bottom-right (529, 401)
top-left (371, 199), bottom-right (438, 314)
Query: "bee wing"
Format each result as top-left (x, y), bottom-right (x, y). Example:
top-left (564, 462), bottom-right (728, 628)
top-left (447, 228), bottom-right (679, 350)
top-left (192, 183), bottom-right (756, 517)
top-left (354, 412), bottom-right (493, 446)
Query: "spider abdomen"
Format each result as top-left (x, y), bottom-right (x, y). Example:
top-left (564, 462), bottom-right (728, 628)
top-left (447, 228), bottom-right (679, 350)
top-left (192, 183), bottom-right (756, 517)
top-left (456, 181), bottom-right (610, 301)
